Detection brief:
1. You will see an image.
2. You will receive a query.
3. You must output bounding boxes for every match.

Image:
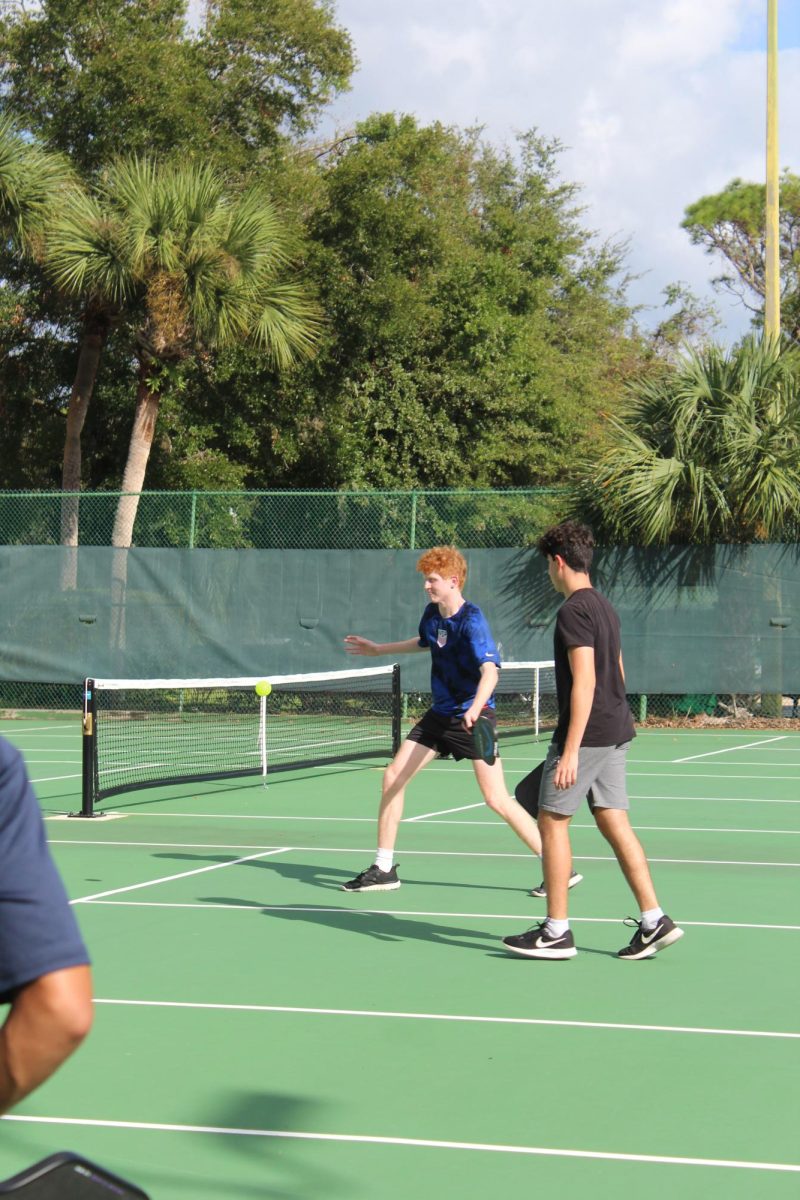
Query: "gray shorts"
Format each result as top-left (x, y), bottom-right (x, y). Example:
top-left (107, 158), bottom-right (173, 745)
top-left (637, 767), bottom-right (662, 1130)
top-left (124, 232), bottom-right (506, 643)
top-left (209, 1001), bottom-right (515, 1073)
top-left (515, 741), bottom-right (631, 819)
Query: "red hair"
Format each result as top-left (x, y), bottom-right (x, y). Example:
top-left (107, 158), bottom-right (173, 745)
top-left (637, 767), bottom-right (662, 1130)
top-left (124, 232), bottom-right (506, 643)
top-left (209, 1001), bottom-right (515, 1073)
top-left (416, 545), bottom-right (467, 588)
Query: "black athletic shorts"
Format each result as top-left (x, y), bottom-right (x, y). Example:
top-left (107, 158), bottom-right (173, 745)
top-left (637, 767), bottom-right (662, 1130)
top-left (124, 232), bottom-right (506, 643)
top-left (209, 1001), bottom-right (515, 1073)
top-left (406, 707), bottom-right (498, 762)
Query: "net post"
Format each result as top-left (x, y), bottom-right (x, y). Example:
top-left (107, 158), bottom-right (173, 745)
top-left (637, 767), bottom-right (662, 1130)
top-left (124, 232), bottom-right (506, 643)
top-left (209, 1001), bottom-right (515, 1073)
top-left (74, 678), bottom-right (98, 818)
top-left (534, 666), bottom-right (540, 739)
top-left (259, 692), bottom-right (268, 780)
top-left (391, 664), bottom-right (402, 754)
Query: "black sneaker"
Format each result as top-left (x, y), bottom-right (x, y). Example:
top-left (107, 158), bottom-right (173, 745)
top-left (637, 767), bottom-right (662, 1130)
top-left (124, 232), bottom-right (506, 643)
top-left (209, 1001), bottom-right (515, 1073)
top-left (529, 870), bottom-right (583, 898)
top-left (502, 921), bottom-right (577, 959)
top-left (617, 914), bottom-right (684, 960)
top-left (342, 864), bottom-right (401, 892)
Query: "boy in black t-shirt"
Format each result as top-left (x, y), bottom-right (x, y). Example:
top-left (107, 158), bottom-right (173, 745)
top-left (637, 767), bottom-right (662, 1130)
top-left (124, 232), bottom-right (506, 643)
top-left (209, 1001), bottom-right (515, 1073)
top-left (503, 521), bottom-right (684, 961)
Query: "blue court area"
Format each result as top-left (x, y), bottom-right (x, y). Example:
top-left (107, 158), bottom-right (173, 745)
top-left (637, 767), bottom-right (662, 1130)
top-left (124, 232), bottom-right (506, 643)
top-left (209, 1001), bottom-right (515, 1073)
top-left (0, 717), bottom-right (798, 1199)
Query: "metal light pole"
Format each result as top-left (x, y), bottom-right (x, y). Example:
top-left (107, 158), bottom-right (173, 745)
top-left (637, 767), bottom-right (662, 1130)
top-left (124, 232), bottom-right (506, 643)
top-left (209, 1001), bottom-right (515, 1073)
top-left (765, 0), bottom-right (780, 338)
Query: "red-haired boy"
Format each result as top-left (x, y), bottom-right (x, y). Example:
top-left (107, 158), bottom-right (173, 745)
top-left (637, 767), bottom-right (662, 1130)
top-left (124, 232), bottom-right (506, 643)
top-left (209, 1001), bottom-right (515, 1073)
top-left (342, 545), bottom-right (547, 891)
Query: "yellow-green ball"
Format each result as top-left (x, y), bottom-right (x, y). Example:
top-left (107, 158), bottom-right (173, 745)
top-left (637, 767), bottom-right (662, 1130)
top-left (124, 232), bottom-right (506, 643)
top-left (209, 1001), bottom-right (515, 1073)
top-left (255, 680), bottom-right (272, 697)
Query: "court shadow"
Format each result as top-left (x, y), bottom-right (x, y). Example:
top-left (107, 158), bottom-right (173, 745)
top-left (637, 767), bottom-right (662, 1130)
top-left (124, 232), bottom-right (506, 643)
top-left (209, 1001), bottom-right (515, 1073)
top-left (150, 851), bottom-right (363, 890)
top-left (92, 762), bottom-right (380, 815)
top-left (150, 850), bottom-right (536, 896)
top-left (183, 1088), bottom-right (349, 1200)
top-left (484, 942), bottom-right (637, 962)
top-left (199, 895), bottom-right (499, 952)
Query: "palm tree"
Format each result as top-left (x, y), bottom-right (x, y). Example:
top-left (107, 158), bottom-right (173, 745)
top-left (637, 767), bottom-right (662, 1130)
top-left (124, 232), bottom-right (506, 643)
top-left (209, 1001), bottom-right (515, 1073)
top-left (0, 117), bottom-right (85, 557)
top-left (0, 113), bottom-right (67, 253)
top-left (47, 157), bottom-right (320, 546)
top-left (578, 337), bottom-right (800, 545)
top-left (49, 183), bottom-right (129, 550)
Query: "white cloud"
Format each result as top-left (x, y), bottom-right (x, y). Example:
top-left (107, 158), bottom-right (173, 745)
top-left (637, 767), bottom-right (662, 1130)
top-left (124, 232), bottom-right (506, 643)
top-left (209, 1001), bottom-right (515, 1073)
top-left (407, 25), bottom-right (488, 80)
top-left (615, 0), bottom-right (760, 70)
top-left (183, 1), bottom-right (799, 341)
top-left (319, 0), bottom-right (799, 342)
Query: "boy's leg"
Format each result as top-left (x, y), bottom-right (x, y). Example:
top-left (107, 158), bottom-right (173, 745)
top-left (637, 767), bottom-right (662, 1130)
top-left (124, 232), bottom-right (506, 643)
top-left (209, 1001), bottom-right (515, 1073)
top-left (471, 758), bottom-right (542, 856)
top-left (593, 807), bottom-right (658, 911)
top-left (343, 738), bottom-right (437, 892)
top-left (501, 808), bottom-right (577, 960)
top-left (377, 739), bottom-right (438, 849)
top-left (595, 806), bottom-right (684, 957)
top-left (538, 810), bottom-right (574, 920)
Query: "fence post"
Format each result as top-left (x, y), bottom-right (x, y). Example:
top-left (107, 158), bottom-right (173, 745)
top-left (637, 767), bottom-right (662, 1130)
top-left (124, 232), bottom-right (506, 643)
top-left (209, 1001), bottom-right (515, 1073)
top-left (410, 491), bottom-right (418, 549)
top-left (189, 491), bottom-right (197, 548)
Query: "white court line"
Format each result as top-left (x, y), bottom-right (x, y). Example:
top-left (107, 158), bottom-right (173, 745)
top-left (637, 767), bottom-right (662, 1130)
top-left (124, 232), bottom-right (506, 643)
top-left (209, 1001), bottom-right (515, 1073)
top-left (81, 901), bottom-right (800, 932)
top-left (121, 813), bottom-right (380, 822)
top-left (29, 772), bottom-right (81, 783)
top-left (0, 724), bottom-right (76, 733)
top-left (673, 737), bottom-right (788, 763)
top-left (663, 760), bottom-right (800, 767)
top-left (396, 820), bottom-right (800, 836)
top-left (53, 840), bottom-right (800, 868)
top-left (2, 1115), bottom-right (798, 1173)
top-left (630, 771), bottom-right (800, 782)
top-left (405, 803), bottom-right (484, 821)
top-left (93, 997), bottom-right (800, 1039)
top-left (631, 794), bottom-right (800, 805)
top-left (11, 746), bottom-right (81, 752)
top-left (111, 811), bottom-right (800, 834)
top-left (16, 759), bottom-right (81, 765)
top-left (71, 848), bottom-right (292, 903)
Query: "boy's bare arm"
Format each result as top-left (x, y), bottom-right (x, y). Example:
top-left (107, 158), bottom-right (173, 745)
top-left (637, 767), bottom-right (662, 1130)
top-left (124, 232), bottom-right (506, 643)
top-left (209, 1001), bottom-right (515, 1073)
top-left (344, 635), bottom-right (427, 657)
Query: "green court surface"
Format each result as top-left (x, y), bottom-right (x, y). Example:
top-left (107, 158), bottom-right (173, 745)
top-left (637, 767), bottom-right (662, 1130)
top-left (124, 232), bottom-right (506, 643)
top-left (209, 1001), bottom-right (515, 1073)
top-left (0, 718), bottom-right (798, 1199)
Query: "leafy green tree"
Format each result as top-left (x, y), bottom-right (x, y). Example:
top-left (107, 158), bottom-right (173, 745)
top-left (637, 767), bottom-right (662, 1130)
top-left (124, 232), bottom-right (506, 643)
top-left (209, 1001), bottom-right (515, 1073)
top-left (0, 112), bottom-right (69, 250)
top-left (0, 0), bottom-right (354, 176)
top-left (0, 115), bottom-right (84, 512)
top-left (645, 282), bottom-right (721, 362)
top-left (47, 158), bottom-right (320, 544)
top-left (682, 175), bottom-right (800, 339)
top-left (222, 116), bottom-right (639, 491)
top-left (577, 336), bottom-right (800, 544)
top-left (0, 0), bottom-right (350, 507)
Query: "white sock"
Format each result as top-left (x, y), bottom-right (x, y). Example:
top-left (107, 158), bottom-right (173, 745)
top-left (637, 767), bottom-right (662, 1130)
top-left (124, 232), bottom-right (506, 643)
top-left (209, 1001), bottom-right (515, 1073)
top-left (375, 847), bottom-right (394, 873)
top-left (641, 906), bottom-right (663, 930)
top-left (545, 918), bottom-right (569, 937)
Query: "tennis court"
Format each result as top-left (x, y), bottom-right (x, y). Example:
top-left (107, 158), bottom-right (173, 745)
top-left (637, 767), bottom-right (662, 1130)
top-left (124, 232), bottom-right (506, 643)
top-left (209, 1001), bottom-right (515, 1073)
top-left (0, 716), bottom-right (798, 1199)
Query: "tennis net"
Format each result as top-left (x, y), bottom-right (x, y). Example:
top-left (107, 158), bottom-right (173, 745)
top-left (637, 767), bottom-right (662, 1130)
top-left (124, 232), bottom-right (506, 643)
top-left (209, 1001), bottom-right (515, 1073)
top-left (80, 665), bottom-right (401, 815)
top-left (495, 660), bottom-right (557, 738)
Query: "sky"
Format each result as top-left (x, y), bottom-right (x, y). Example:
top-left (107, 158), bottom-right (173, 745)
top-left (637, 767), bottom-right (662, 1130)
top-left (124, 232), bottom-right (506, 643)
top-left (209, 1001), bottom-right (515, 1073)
top-left (314, 0), bottom-right (800, 342)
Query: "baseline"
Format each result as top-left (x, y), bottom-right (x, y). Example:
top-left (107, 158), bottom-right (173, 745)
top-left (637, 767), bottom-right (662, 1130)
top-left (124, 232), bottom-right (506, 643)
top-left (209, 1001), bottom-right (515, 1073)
top-left (2, 1116), bottom-right (798, 1174)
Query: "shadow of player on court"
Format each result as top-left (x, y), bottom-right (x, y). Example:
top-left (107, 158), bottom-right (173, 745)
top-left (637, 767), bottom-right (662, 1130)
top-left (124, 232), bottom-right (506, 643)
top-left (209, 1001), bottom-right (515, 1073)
top-left (198, 894), bottom-right (499, 952)
top-left (150, 850), bottom-right (537, 897)
top-left (195, 1089), bottom-right (349, 1200)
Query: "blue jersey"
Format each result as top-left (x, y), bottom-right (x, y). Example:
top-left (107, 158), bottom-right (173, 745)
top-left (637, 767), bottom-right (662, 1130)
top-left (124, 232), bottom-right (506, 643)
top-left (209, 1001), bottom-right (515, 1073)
top-left (417, 601), bottom-right (500, 716)
top-left (0, 738), bottom-right (90, 1001)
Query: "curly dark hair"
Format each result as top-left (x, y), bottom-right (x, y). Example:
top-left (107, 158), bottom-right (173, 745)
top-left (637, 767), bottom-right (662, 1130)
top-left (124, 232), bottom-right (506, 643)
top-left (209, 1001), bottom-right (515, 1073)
top-left (537, 520), bottom-right (595, 572)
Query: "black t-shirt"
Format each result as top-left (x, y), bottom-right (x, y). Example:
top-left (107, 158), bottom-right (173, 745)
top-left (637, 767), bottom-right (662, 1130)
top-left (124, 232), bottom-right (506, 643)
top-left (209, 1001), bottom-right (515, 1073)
top-left (552, 587), bottom-right (635, 750)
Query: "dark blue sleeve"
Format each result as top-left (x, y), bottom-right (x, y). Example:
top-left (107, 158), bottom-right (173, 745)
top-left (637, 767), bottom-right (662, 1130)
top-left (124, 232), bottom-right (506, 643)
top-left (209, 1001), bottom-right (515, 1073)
top-left (463, 608), bottom-right (500, 671)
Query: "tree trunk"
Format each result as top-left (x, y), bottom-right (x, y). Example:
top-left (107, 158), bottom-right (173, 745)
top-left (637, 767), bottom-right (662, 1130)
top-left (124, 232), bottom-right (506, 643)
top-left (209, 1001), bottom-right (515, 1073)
top-left (60, 314), bottom-right (109, 589)
top-left (111, 363), bottom-right (161, 549)
top-left (60, 316), bottom-right (108, 544)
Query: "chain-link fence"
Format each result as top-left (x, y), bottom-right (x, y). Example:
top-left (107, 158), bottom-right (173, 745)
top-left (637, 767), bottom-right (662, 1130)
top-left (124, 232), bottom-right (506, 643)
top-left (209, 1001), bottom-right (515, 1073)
top-left (2, 489), bottom-right (798, 726)
top-left (0, 488), bottom-right (566, 550)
